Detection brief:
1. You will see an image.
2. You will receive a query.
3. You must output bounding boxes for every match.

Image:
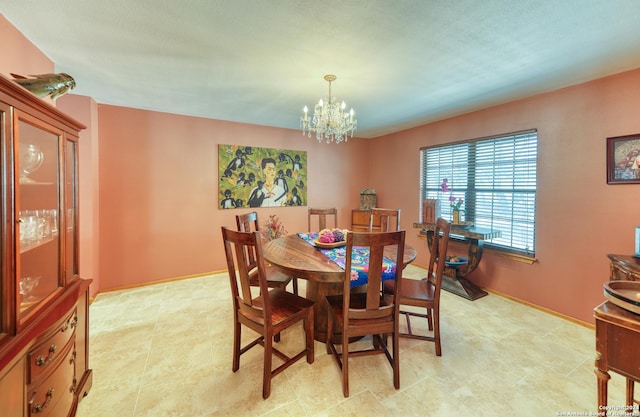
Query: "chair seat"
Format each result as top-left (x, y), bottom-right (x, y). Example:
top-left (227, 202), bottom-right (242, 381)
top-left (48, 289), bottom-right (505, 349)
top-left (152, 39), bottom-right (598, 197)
top-left (326, 293), bottom-right (393, 327)
top-left (248, 288), bottom-right (315, 325)
top-left (249, 265), bottom-right (294, 287)
top-left (383, 278), bottom-right (435, 305)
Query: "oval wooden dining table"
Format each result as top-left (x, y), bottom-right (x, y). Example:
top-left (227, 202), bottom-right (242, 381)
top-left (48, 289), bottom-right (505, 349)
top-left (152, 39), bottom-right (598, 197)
top-left (263, 234), bottom-right (417, 342)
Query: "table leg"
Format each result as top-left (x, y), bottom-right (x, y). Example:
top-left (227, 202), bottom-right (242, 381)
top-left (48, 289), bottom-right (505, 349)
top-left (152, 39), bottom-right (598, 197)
top-left (441, 275), bottom-right (488, 300)
top-left (626, 378), bottom-right (634, 411)
top-left (426, 232), bottom-right (488, 300)
top-left (305, 280), bottom-right (342, 343)
top-left (595, 368), bottom-right (610, 416)
top-left (305, 280), bottom-right (367, 343)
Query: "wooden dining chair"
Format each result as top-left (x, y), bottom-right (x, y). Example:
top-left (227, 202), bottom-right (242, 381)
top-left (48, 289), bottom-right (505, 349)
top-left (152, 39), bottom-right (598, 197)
top-left (383, 217), bottom-right (451, 355)
top-left (308, 207), bottom-right (338, 232)
top-left (325, 230), bottom-right (405, 397)
top-left (221, 227), bottom-right (315, 399)
top-left (236, 211), bottom-right (298, 295)
top-left (369, 208), bottom-right (401, 232)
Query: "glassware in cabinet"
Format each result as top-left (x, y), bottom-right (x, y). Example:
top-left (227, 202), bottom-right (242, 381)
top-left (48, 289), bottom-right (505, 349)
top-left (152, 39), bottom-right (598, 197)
top-left (16, 115), bottom-right (63, 325)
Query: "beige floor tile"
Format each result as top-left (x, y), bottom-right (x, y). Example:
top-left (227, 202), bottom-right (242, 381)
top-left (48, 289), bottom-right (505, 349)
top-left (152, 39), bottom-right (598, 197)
top-left (76, 268), bottom-right (627, 417)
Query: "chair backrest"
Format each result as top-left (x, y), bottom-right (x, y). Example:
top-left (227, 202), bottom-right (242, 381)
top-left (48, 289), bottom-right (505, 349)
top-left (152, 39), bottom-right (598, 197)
top-left (369, 208), bottom-right (401, 232)
top-left (426, 218), bottom-right (451, 299)
top-left (308, 207), bottom-right (338, 232)
top-left (221, 226), bottom-right (271, 320)
top-left (342, 230), bottom-right (405, 321)
top-left (236, 211), bottom-right (260, 233)
top-left (235, 211), bottom-right (261, 267)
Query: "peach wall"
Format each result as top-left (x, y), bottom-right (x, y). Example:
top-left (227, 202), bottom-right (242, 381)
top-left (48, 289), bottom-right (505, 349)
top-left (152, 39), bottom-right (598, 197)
top-left (369, 69), bottom-right (640, 323)
top-left (0, 14), bottom-right (54, 104)
top-left (95, 105), bottom-right (371, 289)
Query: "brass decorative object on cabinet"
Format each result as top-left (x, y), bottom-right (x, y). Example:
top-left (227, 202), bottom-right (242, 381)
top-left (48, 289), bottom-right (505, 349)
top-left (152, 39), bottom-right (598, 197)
top-left (10, 72), bottom-right (76, 99)
top-left (0, 73), bottom-right (91, 417)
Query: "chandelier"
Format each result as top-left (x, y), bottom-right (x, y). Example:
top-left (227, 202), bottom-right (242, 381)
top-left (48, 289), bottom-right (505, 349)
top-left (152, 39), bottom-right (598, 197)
top-left (301, 74), bottom-right (357, 144)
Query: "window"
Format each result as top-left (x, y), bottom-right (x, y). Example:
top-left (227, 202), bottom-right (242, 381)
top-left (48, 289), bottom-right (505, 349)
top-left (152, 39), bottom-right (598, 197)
top-left (420, 129), bottom-right (538, 256)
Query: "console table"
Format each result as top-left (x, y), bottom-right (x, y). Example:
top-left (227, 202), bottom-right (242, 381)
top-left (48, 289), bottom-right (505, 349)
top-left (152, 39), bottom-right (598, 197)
top-left (414, 222), bottom-right (501, 300)
top-left (594, 301), bottom-right (640, 415)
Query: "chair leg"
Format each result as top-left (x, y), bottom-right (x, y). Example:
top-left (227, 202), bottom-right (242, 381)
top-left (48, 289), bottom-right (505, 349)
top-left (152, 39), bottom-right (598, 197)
top-left (433, 307), bottom-right (441, 356)
top-left (232, 320), bottom-right (241, 372)
top-left (326, 310), bottom-right (334, 354)
top-left (342, 330), bottom-right (349, 397)
top-left (263, 330), bottom-right (273, 399)
top-left (306, 310), bottom-right (314, 363)
top-left (393, 328), bottom-right (400, 389)
top-left (292, 277), bottom-right (299, 295)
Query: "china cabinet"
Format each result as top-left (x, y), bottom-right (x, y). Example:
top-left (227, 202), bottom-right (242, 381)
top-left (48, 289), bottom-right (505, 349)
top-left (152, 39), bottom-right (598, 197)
top-left (0, 74), bottom-right (91, 416)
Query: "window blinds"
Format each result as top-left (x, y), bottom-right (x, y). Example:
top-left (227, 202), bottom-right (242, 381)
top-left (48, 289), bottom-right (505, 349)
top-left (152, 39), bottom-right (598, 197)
top-left (420, 129), bottom-right (538, 256)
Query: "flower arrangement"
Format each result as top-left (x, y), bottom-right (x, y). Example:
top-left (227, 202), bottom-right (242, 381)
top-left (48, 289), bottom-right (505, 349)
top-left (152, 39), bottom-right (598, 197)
top-left (262, 214), bottom-right (287, 241)
top-left (440, 178), bottom-right (464, 211)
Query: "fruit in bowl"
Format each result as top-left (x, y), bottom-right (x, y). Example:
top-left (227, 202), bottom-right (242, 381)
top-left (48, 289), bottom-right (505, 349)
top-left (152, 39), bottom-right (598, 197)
top-left (318, 228), bottom-right (348, 243)
top-left (314, 228), bottom-right (350, 248)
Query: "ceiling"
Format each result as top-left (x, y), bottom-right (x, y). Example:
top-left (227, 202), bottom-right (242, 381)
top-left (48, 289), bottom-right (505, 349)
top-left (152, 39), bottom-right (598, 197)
top-left (3, 0), bottom-right (640, 139)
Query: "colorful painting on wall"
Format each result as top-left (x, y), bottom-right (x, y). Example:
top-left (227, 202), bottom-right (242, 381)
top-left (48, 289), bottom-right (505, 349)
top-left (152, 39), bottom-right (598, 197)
top-left (218, 145), bottom-right (307, 208)
top-left (607, 134), bottom-right (640, 184)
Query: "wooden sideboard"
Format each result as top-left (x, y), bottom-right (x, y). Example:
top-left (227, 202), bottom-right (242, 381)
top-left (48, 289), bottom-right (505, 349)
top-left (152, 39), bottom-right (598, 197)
top-left (594, 302), bottom-right (640, 416)
top-left (607, 254), bottom-right (640, 281)
top-left (351, 209), bottom-right (381, 232)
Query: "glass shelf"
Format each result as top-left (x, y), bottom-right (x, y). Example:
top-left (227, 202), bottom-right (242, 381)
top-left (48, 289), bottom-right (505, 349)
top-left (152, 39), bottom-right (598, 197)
top-left (19, 234), bottom-right (58, 254)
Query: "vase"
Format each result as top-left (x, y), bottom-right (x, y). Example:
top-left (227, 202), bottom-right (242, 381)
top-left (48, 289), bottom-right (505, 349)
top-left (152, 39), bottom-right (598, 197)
top-left (452, 210), bottom-right (461, 225)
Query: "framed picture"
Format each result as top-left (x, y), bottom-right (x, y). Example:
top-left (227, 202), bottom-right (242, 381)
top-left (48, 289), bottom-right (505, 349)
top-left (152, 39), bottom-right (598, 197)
top-left (218, 145), bottom-right (307, 209)
top-left (635, 227), bottom-right (640, 258)
top-left (607, 134), bottom-right (640, 184)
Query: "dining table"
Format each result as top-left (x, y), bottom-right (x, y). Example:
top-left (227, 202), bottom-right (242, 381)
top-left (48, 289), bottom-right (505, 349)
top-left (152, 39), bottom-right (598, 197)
top-left (262, 233), bottom-right (417, 342)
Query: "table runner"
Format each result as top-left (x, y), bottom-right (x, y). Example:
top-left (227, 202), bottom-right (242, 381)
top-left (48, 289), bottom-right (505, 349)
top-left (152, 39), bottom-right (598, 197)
top-left (297, 232), bottom-right (397, 288)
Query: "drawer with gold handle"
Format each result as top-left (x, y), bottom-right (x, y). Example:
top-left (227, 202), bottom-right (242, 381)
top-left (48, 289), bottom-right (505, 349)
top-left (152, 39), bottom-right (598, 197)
top-left (27, 309), bottom-right (77, 383)
top-left (27, 341), bottom-right (75, 417)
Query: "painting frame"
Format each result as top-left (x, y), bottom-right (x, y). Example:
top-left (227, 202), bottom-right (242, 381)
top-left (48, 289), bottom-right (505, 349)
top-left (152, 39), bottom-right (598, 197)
top-left (218, 144), bottom-right (307, 209)
top-left (607, 134), bottom-right (640, 184)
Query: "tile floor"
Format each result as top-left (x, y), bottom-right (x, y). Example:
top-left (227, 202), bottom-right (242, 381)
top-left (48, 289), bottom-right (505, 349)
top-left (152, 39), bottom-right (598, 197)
top-left (76, 266), bottom-right (635, 417)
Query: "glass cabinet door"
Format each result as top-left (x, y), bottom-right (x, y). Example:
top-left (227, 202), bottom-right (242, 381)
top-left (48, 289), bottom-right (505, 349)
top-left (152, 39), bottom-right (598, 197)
top-left (0, 103), bottom-right (8, 339)
top-left (16, 115), bottom-right (62, 325)
top-left (65, 138), bottom-right (78, 281)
